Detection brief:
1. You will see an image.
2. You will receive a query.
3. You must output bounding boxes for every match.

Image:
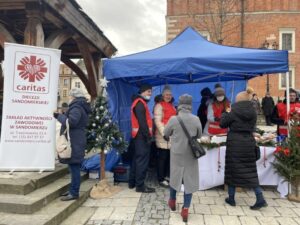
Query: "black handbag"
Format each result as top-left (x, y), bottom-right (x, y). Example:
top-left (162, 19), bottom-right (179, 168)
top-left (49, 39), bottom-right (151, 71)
top-left (255, 145), bottom-right (260, 161)
top-left (177, 117), bottom-right (206, 158)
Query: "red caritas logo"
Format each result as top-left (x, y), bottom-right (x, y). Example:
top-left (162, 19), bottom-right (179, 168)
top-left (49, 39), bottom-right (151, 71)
top-left (13, 52), bottom-right (50, 94)
top-left (17, 56), bottom-right (47, 82)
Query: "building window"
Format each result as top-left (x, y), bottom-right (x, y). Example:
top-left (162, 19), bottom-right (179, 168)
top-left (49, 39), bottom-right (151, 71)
top-left (279, 28), bottom-right (295, 53)
top-left (75, 82), bottom-right (81, 88)
top-left (279, 67), bottom-right (295, 90)
top-left (63, 79), bottom-right (68, 86)
top-left (198, 31), bottom-right (210, 41)
top-left (63, 89), bottom-right (68, 97)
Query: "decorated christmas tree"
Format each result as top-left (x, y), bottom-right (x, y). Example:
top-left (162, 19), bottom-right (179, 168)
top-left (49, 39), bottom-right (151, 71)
top-left (86, 79), bottom-right (127, 180)
top-left (273, 110), bottom-right (300, 199)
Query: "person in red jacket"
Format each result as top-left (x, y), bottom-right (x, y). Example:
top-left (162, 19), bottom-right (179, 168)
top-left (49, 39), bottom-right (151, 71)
top-left (154, 85), bottom-right (176, 187)
top-left (204, 86), bottom-right (230, 136)
top-left (271, 88), bottom-right (300, 136)
top-left (129, 84), bottom-right (155, 193)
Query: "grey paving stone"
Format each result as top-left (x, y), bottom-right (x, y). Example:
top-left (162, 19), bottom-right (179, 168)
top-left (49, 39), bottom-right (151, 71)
top-left (222, 215), bottom-right (241, 225)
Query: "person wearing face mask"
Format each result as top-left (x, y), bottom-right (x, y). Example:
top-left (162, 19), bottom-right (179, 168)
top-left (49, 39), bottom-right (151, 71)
top-left (129, 84), bottom-right (155, 193)
top-left (204, 86), bottom-right (230, 135)
top-left (154, 85), bottom-right (176, 188)
top-left (271, 88), bottom-right (300, 136)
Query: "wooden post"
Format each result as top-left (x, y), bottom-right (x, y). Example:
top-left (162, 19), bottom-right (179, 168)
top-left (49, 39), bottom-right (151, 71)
top-left (100, 151), bottom-right (106, 180)
top-left (24, 3), bottom-right (44, 47)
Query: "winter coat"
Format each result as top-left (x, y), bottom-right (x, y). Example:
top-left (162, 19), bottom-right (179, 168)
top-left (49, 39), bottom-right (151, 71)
top-left (220, 101), bottom-right (259, 188)
top-left (154, 101), bottom-right (176, 149)
top-left (262, 96), bottom-right (274, 116)
top-left (164, 108), bottom-right (202, 194)
top-left (57, 97), bottom-right (91, 164)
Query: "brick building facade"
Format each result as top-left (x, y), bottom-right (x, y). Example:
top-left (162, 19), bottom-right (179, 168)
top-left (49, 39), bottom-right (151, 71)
top-left (166, 0), bottom-right (300, 98)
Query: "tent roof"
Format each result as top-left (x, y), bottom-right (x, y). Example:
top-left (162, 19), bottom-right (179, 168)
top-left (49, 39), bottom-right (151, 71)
top-left (103, 27), bottom-right (288, 86)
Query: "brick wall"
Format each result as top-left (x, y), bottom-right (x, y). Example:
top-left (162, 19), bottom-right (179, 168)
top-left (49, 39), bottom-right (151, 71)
top-left (166, 0), bottom-right (300, 98)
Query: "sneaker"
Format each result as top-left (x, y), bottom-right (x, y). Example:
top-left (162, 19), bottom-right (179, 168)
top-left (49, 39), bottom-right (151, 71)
top-left (159, 180), bottom-right (169, 188)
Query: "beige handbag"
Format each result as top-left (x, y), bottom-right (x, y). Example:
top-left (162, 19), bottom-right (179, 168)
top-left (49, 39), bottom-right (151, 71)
top-left (56, 119), bottom-right (72, 159)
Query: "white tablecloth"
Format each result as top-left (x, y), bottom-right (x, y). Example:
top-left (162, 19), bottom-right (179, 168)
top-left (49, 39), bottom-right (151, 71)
top-left (198, 146), bottom-right (288, 197)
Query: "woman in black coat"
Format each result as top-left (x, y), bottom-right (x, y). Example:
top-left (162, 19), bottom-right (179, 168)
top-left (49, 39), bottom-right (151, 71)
top-left (220, 89), bottom-right (267, 210)
top-left (54, 88), bottom-right (91, 201)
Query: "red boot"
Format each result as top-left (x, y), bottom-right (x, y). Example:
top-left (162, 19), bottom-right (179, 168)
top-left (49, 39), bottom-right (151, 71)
top-left (168, 199), bottom-right (176, 211)
top-left (181, 207), bottom-right (189, 222)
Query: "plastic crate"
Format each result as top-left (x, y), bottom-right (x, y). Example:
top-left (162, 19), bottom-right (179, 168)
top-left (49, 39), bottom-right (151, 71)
top-left (113, 163), bottom-right (130, 183)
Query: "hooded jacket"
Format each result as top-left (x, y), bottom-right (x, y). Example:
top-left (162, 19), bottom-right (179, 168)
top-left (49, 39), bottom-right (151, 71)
top-left (57, 97), bottom-right (91, 164)
top-left (220, 101), bottom-right (259, 188)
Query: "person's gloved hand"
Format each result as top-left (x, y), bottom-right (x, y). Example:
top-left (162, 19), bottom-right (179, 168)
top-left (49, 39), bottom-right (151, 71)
top-left (53, 111), bottom-right (59, 119)
top-left (163, 135), bottom-right (170, 142)
top-left (214, 117), bottom-right (221, 122)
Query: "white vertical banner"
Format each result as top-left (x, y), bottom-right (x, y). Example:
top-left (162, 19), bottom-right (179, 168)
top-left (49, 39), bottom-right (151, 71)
top-left (0, 43), bottom-right (61, 171)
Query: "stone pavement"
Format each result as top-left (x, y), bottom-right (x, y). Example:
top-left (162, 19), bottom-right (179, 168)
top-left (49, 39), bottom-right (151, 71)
top-left (67, 167), bottom-right (300, 225)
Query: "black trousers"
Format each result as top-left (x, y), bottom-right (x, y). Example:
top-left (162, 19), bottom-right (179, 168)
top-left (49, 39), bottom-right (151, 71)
top-left (129, 138), bottom-right (151, 188)
top-left (265, 115), bottom-right (272, 125)
top-left (157, 148), bottom-right (170, 182)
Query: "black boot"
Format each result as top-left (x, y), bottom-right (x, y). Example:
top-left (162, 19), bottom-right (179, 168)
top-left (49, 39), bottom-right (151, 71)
top-left (225, 196), bottom-right (236, 206)
top-left (250, 193), bottom-right (268, 210)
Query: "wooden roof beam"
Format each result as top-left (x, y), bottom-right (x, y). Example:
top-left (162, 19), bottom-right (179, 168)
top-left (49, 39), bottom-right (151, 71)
top-left (0, 23), bottom-right (16, 48)
top-left (45, 30), bottom-right (73, 49)
top-left (74, 36), bottom-right (98, 98)
top-left (61, 54), bottom-right (91, 94)
top-left (43, 0), bottom-right (117, 57)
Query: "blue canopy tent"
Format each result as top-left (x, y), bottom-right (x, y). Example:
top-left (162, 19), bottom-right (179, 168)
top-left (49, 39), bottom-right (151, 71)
top-left (103, 27), bottom-right (289, 140)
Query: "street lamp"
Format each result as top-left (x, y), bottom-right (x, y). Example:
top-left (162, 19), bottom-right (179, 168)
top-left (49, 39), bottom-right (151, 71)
top-left (261, 37), bottom-right (278, 93)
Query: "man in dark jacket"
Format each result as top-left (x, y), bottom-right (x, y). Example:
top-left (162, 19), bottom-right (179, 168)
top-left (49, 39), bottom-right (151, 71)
top-left (129, 84), bottom-right (155, 193)
top-left (261, 92), bottom-right (274, 126)
top-left (54, 88), bottom-right (91, 201)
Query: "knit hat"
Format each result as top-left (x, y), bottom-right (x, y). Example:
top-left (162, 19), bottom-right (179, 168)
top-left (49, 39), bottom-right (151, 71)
top-left (162, 85), bottom-right (172, 94)
top-left (179, 94), bottom-right (192, 106)
top-left (69, 88), bottom-right (85, 98)
top-left (235, 87), bottom-right (254, 102)
top-left (138, 84), bottom-right (152, 94)
top-left (178, 94), bottom-right (192, 111)
top-left (214, 87), bottom-right (225, 96)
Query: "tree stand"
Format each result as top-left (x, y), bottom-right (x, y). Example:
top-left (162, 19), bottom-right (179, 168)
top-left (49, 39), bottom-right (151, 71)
top-left (288, 177), bottom-right (300, 202)
top-left (90, 151), bottom-right (122, 199)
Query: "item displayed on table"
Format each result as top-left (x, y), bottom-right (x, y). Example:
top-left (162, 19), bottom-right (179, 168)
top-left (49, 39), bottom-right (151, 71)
top-left (253, 132), bottom-right (276, 143)
top-left (211, 135), bottom-right (227, 144)
top-left (198, 135), bottom-right (211, 144)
